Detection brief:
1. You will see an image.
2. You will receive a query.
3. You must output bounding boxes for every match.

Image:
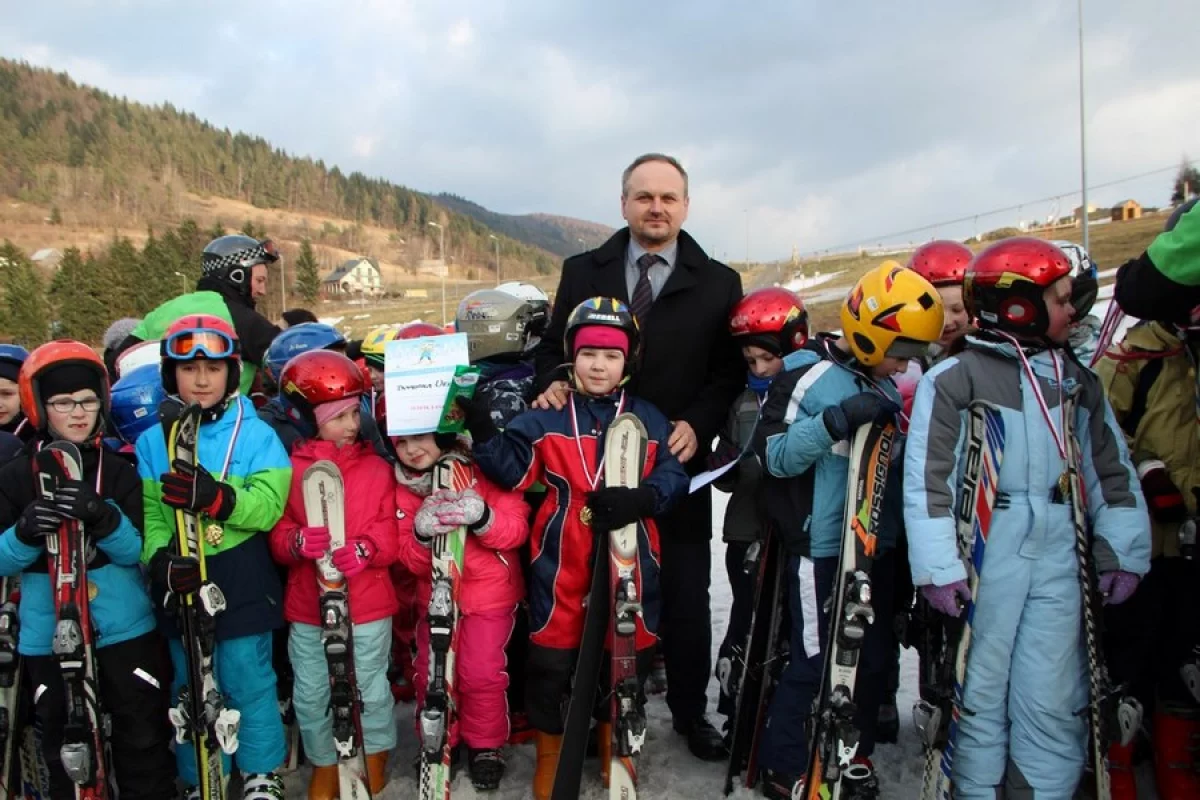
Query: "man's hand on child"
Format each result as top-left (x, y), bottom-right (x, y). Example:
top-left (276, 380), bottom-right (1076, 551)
top-left (668, 420), bottom-right (698, 463)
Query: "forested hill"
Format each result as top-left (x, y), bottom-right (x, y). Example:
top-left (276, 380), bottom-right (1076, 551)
top-left (433, 193), bottom-right (614, 257)
top-left (0, 58), bottom-right (594, 272)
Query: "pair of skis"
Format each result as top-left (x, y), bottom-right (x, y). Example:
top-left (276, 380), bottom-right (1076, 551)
top-left (552, 413), bottom-right (650, 800)
top-left (37, 442), bottom-right (110, 798)
top-left (301, 461), bottom-right (372, 799)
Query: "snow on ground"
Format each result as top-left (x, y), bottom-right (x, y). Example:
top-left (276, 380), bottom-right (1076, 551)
top-left (782, 270), bottom-right (846, 294)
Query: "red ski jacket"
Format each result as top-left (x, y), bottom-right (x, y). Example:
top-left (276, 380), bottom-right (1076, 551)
top-left (395, 453), bottom-right (530, 616)
top-left (270, 438), bottom-right (400, 626)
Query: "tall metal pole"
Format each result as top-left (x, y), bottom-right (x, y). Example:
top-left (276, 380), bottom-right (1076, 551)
top-left (1078, 0), bottom-right (1090, 252)
top-left (490, 234), bottom-right (500, 285)
top-left (744, 209), bottom-right (750, 268)
top-left (279, 258), bottom-right (286, 317)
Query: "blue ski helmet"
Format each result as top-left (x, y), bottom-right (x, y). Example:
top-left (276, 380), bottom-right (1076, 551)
top-left (264, 323), bottom-right (347, 385)
top-left (110, 363), bottom-right (166, 445)
top-left (0, 344), bottom-right (29, 384)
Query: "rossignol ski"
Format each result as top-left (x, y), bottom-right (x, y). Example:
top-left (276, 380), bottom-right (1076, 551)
top-left (38, 442), bottom-right (110, 798)
top-left (1061, 390), bottom-right (1141, 799)
top-left (604, 412), bottom-right (649, 799)
top-left (166, 404), bottom-right (240, 800)
top-left (723, 530), bottom-right (785, 794)
top-left (0, 574), bottom-right (22, 795)
top-left (302, 460), bottom-right (370, 799)
top-left (915, 401), bottom-right (1005, 800)
top-left (418, 457), bottom-right (471, 800)
top-left (804, 420), bottom-right (896, 800)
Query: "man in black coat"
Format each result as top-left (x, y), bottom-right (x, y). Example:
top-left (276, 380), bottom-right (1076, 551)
top-left (533, 153), bottom-right (744, 760)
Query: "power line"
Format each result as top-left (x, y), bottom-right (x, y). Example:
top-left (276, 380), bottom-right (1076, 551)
top-left (805, 160), bottom-right (1192, 257)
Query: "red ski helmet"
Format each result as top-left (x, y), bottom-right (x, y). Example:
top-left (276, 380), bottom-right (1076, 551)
top-left (19, 341), bottom-right (110, 433)
top-left (279, 350), bottom-right (365, 430)
top-left (728, 288), bottom-right (809, 356)
top-left (160, 314), bottom-right (242, 398)
top-left (907, 240), bottom-right (973, 287)
top-left (964, 238), bottom-right (1073, 338)
top-left (396, 322), bottom-right (447, 340)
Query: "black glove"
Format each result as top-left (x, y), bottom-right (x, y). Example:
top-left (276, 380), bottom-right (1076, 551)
top-left (586, 486), bottom-right (657, 532)
top-left (455, 395), bottom-right (499, 444)
top-left (148, 549), bottom-right (202, 596)
top-left (15, 500), bottom-right (61, 546)
top-left (160, 459), bottom-right (236, 520)
top-left (52, 479), bottom-right (120, 539)
top-left (1137, 459), bottom-right (1187, 524)
top-left (822, 392), bottom-right (899, 441)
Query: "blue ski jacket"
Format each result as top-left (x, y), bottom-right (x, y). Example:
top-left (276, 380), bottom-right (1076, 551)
top-left (753, 338), bottom-right (905, 560)
top-left (0, 440), bottom-right (157, 656)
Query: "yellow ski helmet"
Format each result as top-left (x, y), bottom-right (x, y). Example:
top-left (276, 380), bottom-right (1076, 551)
top-left (840, 261), bottom-right (944, 366)
top-left (360, 324), bottom-right (400, 369)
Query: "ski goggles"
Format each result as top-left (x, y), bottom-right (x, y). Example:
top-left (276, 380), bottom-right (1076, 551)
top-left (884, 338), bottom-right (932, 361)
top-left (162, 328), bottom-right (238, 360)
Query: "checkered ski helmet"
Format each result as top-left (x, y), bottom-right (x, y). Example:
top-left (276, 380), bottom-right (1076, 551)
top-left (201, 235), bottom-right (280, 296)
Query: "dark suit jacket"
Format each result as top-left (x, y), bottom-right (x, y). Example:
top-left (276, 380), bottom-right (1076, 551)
top-left (534, 227), bottom-right (745, 471)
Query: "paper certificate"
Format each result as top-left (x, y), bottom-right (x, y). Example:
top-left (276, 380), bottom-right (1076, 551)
top-left (384, 332), bottom-right (470, 435)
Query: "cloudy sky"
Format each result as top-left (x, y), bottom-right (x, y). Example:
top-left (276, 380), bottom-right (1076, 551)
top-left (3, 0), bottom-right (1198, 261)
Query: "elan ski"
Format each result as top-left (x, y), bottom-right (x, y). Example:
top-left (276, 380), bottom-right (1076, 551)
top-left (165, 404), bottom-right (240, 800)
top-left (37, 442), bottom-right (110, 798)
top-left (418, 457), bottom-right (471, 800)
top-left (1061, 390), bottom-right (1141, 799)
top-left (804, 420), bottom-right (896, 800)
top-left (915, 401), bottom-right (1006, 800)
top-left (302, 460), bottom-right (371, 799)
top-left (722, 529), bottom-right (786, 794)
top-left (604, 412), bottom-right (649, 799)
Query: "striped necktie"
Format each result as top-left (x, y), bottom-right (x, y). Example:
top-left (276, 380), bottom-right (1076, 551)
top-left (630, 253), bottom-right (661, 326)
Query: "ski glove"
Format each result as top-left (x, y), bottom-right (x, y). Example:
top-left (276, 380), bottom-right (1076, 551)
top-left (148, 549), bottom-right (202, 596)
top-left (456, 395), bottom-right (499, 445)
top-left (1136, 459), bottom-right (1187, 524)
top-left (52, 479), bottom-right (120, 539)
top-left (920, 581), bottom-right (971, 618)
top-left (585, 486), bottom-right (657, 532)
top-left (432, 488), bottom-right (491, 532)
top-left (160, 458), bottom-right (236, 521)
top-left (14, 500), bottom-right (61, 546)
top-left (332, 541), bottom-right (374, 578)
top-left (291, 525), bottom-right (331, 561)
top-left (822, 392), bottom-right (900, 442)
top-left (1098, 570), bottom-right (1139, 606)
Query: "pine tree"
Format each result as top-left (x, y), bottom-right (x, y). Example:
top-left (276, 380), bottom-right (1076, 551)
top-left (50, 247), bottom-right (107, 343)
top-left (295, 238), bottom-right (321, 304)
top-left (208, 220), bottom-right (226, 241)
top-left (0, 242), bottom-right (49, 347)
top-left (1172, 157), bottom-right (1200, 205)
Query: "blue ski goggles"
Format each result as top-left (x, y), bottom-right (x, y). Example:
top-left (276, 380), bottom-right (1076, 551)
top-left (162, 328), bottom-right (238, 360)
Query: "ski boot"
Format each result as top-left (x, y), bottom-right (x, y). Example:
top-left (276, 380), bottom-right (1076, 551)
top-left (1107, 741), bottom-right (1137, 800)
top-left (241, 772), bottom-right (285, 800)
top-left (842, 756), bottom-right (880, 799)
top-left (1155, 707), bottom-right (1200, 800)
top-left (532, 732), bottom-right (563, 800)
top-left (760, 768), bottom-right (804, 799)
top-left (876, 695), bottom-right (900, 745)
top-left (646, 649), bottom-right (668, 695)
top-left (715, 643), bottom-right (744, 718)
top-left (468, 747), bottom-right (506, 791)
top-left (306, 764), bottom-right (338, 800)
top-left (366, 750), bottom-right (390, 794)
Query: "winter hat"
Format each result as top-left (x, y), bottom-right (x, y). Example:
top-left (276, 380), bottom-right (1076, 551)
top-left (0, 359), bottom-right (19, 384)
top-left (573, 326), bottom-right (629, 356)
top-left (740, 333), bottom-right (784, 357)
top-left (102, 318), bottom-right (142, 351)
top-left (39, 364), bottom-right (105, 401)
top-left (313, 396), bottom-right (360, 428)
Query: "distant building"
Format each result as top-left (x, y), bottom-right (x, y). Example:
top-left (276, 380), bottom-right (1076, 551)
top-left (30, 248), bottom-right (63, 270)
top-left (322, 257), bottom-right (383, 298)
top-left (1073, 203), bottom-right (1097, 223)
top-left (1111, 199), bottom-right (1143, 223)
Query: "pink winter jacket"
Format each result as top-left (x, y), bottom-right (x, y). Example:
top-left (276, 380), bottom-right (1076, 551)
top-left (395, 457), bottom-right (530, 616)
top-left (270, 438), bottom-right (400, 626)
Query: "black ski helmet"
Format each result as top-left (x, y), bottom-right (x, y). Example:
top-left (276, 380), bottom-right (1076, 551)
top-left (1166, 197), bottom-right (1199, 233)
top-left (201, 235), bottom-right (279, 296)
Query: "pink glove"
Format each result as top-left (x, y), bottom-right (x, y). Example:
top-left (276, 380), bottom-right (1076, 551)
top-left (332, 541), bottom-right (374, 578)
top-left (920, 581), bottom-right (971, 617)
top-left (1098, 570), bottom-right (1139, 605)
top-left (432, 488), bottom-right (488, 529)
top-left (292, 526), bottom-right (331, 561)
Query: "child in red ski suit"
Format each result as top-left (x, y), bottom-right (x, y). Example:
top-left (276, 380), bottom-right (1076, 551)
top-left (394, 431), bottom-right (530, 791)
top-left (460, 297), bottom-right (690, 800)
top-left (266, 351), bottom-right (399, 799)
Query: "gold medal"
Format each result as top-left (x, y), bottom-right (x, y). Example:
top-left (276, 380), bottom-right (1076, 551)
top-left (87, 580), bottom-right (99, 601)
top-left (204, 522), bottom-right (224, 547)
top-left (580, 506), bottom-right (593, 526)
top-left (1058, 471), bottom-right (1071, 500)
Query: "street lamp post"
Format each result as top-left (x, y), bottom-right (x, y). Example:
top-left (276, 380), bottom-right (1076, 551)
top-left (1077, 0), bottom-right (1090, 252)
top-left (489, 234), bottom-right (500, 286)
top-left (172, 271), bottom-right (187, 295)
top-left (428, 221), bottom-right (446, 324)
top-left (278, 258), bottom-right (287, 319)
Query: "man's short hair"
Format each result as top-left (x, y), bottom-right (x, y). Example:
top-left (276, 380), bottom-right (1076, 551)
top-left (622, 153), bottom-right (689, 198)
